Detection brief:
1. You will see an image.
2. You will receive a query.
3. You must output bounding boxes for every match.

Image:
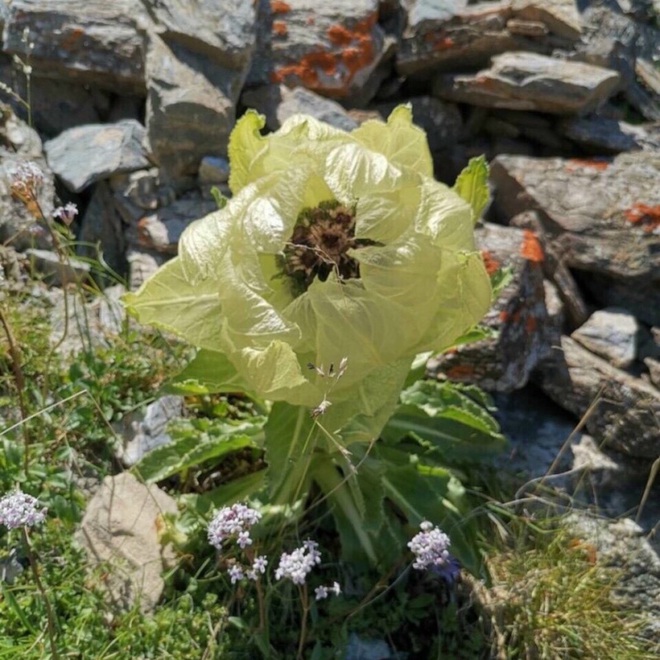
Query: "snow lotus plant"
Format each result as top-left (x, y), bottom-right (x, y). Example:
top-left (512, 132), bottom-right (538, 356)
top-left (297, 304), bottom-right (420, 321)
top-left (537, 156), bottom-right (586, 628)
top-left (125, 107), bottom-right (504, 572)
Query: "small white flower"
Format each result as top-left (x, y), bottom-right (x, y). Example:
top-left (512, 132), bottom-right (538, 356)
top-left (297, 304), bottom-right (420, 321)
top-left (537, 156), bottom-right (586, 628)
top-left (53, 202), bottom-right (78, 225)
top-left (207, 503), bottom-right (262, 550)
top-left (315, 580), bottom-right (341, 600)
top-left (228, 564), bottom-right (245, 584)
top-left (0, 491), bottom-right (47, 530)
top-left (408, 521), bottom-right (451, 571)
top-left (275, 540), bottom-right (321, 585)
top-left (246, 555), bottom-right (268, 581)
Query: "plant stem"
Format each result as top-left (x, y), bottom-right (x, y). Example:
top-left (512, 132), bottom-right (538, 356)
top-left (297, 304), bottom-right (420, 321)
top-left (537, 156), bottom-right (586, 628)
top-left (296, 584), bottom-right (309, 660)
top-left (0, 305), bottom-right (31, 474)
top-left (22, 527), bottom-right (59, 660)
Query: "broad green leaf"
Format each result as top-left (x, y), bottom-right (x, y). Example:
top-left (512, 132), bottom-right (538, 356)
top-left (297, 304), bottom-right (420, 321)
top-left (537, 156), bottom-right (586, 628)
top-left (134, 426), bottom-right (259, 484)
top-left (453, 156), bottom-right (490, 224)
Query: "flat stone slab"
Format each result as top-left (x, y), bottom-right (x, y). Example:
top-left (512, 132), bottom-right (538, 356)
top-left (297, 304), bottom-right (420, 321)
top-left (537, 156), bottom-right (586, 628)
top-left (398, 0), bottom-right (581, 76)
top-left (76, 473), bottom-right (178, 613)
top-left (560, 116), bottom-right (660, 153)
top-left (535, 336), bottom-right (660, 459)
top-left (44, 120), bottom-right (150, 192)
top-left (490, 151), bottom-right (660, 324)
top-left (571, 307), bottom-right (639, 369)
top-left (433, 51), bottom-right (620, 114)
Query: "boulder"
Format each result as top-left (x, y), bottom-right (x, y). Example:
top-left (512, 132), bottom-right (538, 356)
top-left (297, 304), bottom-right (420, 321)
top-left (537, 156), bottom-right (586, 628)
top-left (1, 1), bottom-right (148, 94)
top-left (249, 0), bottom-right (388, 101)
top-left (76, 473), bottom-right (178, 613)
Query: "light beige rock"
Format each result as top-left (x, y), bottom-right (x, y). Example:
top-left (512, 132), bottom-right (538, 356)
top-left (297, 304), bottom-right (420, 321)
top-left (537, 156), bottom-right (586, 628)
top-left (76, 473), bottom-right (178, 613)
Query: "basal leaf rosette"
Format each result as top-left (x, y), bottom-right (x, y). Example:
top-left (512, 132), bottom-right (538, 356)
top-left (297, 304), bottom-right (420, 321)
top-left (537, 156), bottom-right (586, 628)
top-left (125, 106), bottom-right (491, 429)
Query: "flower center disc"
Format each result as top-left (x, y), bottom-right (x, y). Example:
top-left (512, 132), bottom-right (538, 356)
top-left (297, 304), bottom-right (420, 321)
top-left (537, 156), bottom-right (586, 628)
top-left (280, 200), bottom-right (376, 295)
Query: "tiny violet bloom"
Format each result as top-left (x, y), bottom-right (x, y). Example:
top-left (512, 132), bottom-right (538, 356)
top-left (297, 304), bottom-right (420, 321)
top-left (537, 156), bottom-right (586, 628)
top-left (228, 564), bottom-right (244, 584)
top-left (0, 491), bottom-right (47, 530)
top-left (314, 581), bottom-right (341, 601)
top-left (207, 503), bottom-right (262, 550)
top-left (275, 539), bottom-right (321, 586)
top-left (246, 555), bottom-right (268, 581)
top-left (52, 202), bottom-right (78, 225)
top-left (9, 161), bottom-right (44, 188)
top-left (408, 521), bottom-right (451, 571)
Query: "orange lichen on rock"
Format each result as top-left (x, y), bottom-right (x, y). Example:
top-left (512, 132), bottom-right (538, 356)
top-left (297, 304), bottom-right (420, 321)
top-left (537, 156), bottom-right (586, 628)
top-left (624, 203), bottom-right (660, 233)
top-left (273, 21), bottom-right (288, 37)
top-left (481, 249), bottom-right (501, 276)
top-left (61, 27), bottom-right (84, 51)
top-left (272, 12), bottom-right (378, 96)
top-left (499, 310), bottom-right (509, 323)
top-left (520, 229), bottom-right (544, 263)
top-left (565, 158), bottom-right (610, 171)
top-left (423, 31), bottom-right (455, 51)
top-left (445, 363), bottom-right (476, 379)
top-left (525, 315), bottom-right (537, 333)
top-left (271, 1), bottom-right (291, 14)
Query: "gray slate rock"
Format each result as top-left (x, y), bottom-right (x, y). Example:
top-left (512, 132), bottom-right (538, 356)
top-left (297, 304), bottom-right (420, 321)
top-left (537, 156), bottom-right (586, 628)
top-left (76, 472), bottom-right (178, 613)
top-left (428, 223), bottom-right (552, 391)
top-left (142, 0), bottom-right (256, 69)
top-left (44, 120), bottom-right (150, 192)
top-left (1, 1), bottom-right (148, 94)
top-left (535, 336), bottom-right (660, 458)
top-left (571, 307), bottom-right (639, 369)
top-left (490, 152), bottom-right (660, 324)
top-left (242, 84), bottom-right (358, 131)
top-left (560, 115), bottom-right (660, 153)
top-left (144, 35), bottom-right (242, 181)
top-left (433, 52), bottom-right (621, 114)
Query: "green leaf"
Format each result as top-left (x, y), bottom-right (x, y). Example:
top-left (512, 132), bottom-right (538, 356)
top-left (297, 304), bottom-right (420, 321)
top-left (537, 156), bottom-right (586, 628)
top-left (382, 380), bottom-right (506, 461)
top-left (453, 156), bottom-right (489, 224)
top-left (264, 402), bottom-right (317, 504)
top-left (133, 418), bottom-right (264, 483)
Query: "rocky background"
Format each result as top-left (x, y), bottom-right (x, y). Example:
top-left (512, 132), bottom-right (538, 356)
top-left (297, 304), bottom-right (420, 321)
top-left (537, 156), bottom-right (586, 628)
top-left (0, 0), bottom-right (659, 638)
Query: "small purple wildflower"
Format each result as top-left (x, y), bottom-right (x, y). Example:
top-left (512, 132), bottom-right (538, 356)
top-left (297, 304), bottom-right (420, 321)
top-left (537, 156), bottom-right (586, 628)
top-left (52, 202), bottom-right (78, 226)
top-left (314, 581), bottom-right (341, 601)
top-left (275, 540), bottom-right (321, 586)
top-left (207, 503), bottom-right (261, 550)
top-left (408, 521), bottom-right (451, 571)
top-left (0, 491), bottom-right (47, 530)
top-left (246, 555), bottom-right (268, 581)
top-left (228, 564), bottom-right (244, 584)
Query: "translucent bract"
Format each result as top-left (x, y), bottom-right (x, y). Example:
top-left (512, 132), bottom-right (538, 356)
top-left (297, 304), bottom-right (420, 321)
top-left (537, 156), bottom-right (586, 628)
top-left (125, 106), bottom-right (491, 412)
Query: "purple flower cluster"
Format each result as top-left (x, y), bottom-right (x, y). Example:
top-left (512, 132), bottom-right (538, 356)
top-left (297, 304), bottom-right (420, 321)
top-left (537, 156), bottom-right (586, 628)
top-left (408, 521), bottom-right (451, 571)
top-left (207, 503), bottom-right (262, 550)
top-left (228, 555), bottom-right (269, 584)
top-left (275, 540), bottom-right (321, 586)
top-left (0, 491), bottom-right (47, 530)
